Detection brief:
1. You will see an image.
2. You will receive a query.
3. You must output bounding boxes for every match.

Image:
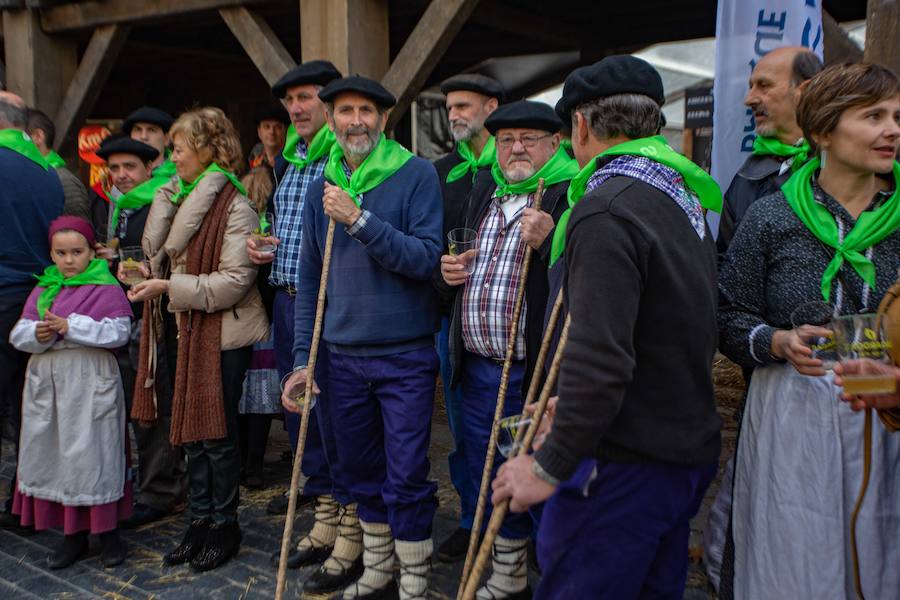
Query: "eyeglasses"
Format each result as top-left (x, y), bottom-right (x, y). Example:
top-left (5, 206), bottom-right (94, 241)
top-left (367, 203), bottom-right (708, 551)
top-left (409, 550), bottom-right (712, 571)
top-left (495, 133), bottom-right (552, 149)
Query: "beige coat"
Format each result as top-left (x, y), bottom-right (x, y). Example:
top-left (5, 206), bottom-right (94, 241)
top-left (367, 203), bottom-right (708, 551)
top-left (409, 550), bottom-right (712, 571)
top-left (143, 171), bottom-right (268, 350)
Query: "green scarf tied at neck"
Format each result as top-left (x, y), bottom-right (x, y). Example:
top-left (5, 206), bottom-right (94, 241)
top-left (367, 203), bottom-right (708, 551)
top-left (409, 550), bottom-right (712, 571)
top-left (550, 135), bottom-right (723, 266)
top-left (154, 156), bottom-right (176, 178)
top-left (0, 129), bottom-right (49, 170)
top-left (170, 162), bottom-right (246, 205)
top-left (110, 170), bottom-right (175, 235)
top-left (752, 135), bottom-right (811, 171)
top-left (283, 124), bottom-right (336, 171)
top-left (782, 158), bottom-right (900, 302)
top-left (45, 150), bottom-right (66, 169)
top-left (447, 137), bottom-right (496, 183)
top-left (35, 258), bottom-right (119, 319)
top-left (324, 133), bottom-right (414, 206)
top-left (491, 144), bottom-right (578, 198)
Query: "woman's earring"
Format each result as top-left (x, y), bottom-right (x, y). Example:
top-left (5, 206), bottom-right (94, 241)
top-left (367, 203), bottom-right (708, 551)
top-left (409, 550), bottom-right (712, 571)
top-left (820, 149), bottom-right (827, 169)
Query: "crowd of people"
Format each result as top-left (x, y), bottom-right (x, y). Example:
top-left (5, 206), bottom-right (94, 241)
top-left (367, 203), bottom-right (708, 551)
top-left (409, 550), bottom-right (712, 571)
top-left (0, 41), bottom-right (898, 600)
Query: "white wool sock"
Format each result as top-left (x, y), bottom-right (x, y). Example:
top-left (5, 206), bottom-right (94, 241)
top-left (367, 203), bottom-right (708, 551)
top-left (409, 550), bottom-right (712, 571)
top-left (296, 495), bottom-right (339, 551)
top-left (341, 520), bottom-right (394, 599)
top-left (395, 538), bottom-right (433, 600)
top-left (476, 536), bottom-right (528, 599)
top-left (322, 503), bottom-right (363, 575)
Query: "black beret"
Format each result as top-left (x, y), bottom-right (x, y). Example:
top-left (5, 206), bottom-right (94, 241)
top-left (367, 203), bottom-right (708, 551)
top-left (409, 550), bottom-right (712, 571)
top-left (254, 104), bottom-right (290, 126)
top-left (556, 55), bottom-right (665, 121)
top-left (484, 100), bottom-right (562, 135)
top-left (440, 74), bottom-right (505, 102)
top-left (318, 75), bottom-right (396, 108)
top-left (272, 60), bottom-right (342, 98)
top-left (95, 135), bottom-right (160, 163)
top-left (122, 106), bottom-right (174, 135)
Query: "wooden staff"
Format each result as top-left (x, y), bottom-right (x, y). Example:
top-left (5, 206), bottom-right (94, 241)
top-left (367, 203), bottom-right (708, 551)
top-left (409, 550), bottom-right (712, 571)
top-left (461, 312), bottom-right (572, 600)
top-left (275, 218), bottom-right (336, 600)
top-left (457, 179), bottom-right (546, 598)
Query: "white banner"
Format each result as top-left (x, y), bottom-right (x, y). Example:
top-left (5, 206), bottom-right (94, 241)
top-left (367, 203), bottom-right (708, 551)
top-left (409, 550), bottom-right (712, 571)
top-left (709, 0), bottom-right (822, 236)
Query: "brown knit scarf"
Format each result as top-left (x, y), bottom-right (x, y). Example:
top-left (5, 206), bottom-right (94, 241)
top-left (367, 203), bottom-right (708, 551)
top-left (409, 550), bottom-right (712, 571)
top-left (132, 182), bottom-right (238, 445)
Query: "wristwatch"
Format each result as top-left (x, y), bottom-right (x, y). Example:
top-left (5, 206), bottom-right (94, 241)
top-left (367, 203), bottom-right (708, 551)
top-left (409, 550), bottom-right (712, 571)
top-left (532, 459), bottom-right (560, 487)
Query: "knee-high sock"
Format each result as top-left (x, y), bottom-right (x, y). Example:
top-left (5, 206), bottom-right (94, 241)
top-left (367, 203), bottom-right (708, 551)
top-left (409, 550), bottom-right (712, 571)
top-left (323, 503), bottom-right (363, 575)
top-left (396, 538), bottom-right (432, 600)
top-left (476, 536), bottom-right (528, 599)
top-left (297, 495), bottom-right (339, 551)
top-left (342, 520), bottom-right (394, 599)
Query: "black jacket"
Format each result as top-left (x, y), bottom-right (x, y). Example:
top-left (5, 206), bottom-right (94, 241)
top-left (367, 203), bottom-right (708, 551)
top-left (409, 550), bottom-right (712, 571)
top-left (716, 154), bottom-right (790, 259)
top-left (534, 174), bottom-right (722, 481)
top-left (435, 169), bottom-right (569, 397)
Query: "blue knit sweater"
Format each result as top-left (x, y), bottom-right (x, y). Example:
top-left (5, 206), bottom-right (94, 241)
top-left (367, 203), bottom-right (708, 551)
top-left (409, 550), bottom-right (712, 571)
top-left (0, 147), bottom-right (64, 295)
top-left (292, 156), bottom-right (443, 367)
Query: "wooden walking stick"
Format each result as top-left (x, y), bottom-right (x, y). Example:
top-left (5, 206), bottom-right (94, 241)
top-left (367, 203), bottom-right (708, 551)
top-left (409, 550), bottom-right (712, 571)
top-left (461, 312), bottom-right (572, 600)
top-left (457, 179), bottom-right (546, 598)
top-left (275, 218), bottom-right (336, 600)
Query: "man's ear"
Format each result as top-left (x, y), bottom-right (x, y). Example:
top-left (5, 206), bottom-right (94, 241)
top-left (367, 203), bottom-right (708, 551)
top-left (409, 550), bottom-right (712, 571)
top-left (574, 111), bottom-right (590, 145)
top-left (485, 97), bottom-right (499, 114)
top-left (29, 128), bottom-right (46, 148)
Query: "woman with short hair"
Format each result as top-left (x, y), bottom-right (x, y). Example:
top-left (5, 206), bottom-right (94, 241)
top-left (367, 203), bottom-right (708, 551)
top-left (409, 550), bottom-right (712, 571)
top-left (128, 107), bottom-right (268, 571)
top-left (718, 63), bottom-right (900, 599)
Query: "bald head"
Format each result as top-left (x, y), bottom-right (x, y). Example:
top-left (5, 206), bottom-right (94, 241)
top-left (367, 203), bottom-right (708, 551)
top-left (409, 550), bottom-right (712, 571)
top-left (0, 91), bottom-right (28, 130)
top-left (745, 46), bottom-right (823, 142)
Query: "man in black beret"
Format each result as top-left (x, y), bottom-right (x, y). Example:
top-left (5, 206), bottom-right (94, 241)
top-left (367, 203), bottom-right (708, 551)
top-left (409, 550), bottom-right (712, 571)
top-left (491, 56), bottom-right (723, 598)
top-left (246, 60), bottom-right (358, 589)
top-left (283, 75), bottom-right (443, 599)
top-left (431, 73), bottom-right (502, 564)
top-left (122, 106), bottom-right (175, 174)
top-left (437, 99), bottom-right (577, 599)
top-left (248, 105), bottom-right (290, 173)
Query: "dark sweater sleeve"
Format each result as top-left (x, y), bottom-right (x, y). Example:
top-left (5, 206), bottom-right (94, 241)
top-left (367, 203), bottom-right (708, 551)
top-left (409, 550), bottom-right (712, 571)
top-left (292, 182), bottom-right (324, 369)
top-left (534, 209), bottom-right (647, 482)
top-left (349, 162), bottom-right (443, 281)
top-left (717, 200), bottom-right (781, 369)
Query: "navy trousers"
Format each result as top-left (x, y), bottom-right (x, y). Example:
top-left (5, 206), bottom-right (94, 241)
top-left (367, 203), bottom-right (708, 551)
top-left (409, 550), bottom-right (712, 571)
top-left (460, 352), bottom-right (532, 539)
top-left (273, 290), bottom-right (336, 499)
top-left (326, 347), bottom-right (439, 541)
top-left (438, 317), bottom-right (475, 530)
top-left (535, 459), bottom-right (716, 600)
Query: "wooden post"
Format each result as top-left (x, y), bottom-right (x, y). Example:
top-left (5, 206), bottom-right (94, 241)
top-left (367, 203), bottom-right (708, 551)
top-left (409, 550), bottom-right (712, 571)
top-left (2, 8), bottom-right (76, 117)
top-left (220, 6), bottom-right (296, 87)
top-left (300, 0), bottom-right (389, 78)
top-left (865, 0), bottom-right (900, 75)
top-left (822, 10), bottom-right (863, 65)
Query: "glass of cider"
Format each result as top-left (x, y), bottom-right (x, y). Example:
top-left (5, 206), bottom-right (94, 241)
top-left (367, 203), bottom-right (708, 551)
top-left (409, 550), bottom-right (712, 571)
top-left (833, 313), bottom-right (896, 395)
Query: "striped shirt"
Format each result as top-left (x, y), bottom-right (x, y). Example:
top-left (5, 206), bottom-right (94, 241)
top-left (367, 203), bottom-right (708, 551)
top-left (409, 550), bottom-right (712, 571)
top-left (461, 191), bottom-right (532, 360)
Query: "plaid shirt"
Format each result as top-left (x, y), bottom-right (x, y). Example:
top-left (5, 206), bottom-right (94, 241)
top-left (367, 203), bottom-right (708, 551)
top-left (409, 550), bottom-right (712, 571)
top-left (461, 192), bottom-right (532, 360)
top-left (269, 140), bottom-right (328, 288)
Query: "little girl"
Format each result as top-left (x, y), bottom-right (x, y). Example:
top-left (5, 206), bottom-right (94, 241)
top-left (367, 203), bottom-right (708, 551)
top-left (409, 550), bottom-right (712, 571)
top-left (9, 216), bottom-right (133, 569)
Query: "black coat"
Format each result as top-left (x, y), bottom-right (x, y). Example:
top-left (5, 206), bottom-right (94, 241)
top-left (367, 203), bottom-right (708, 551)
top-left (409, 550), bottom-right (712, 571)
top-left (435, 170), bottom-right (569, 397)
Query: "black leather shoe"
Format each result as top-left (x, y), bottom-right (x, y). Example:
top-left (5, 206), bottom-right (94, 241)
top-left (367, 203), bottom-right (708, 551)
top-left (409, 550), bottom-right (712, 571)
top-left (302, 554), bottom-right (364, 594)
top-left (436, 527), bottom-right (473, 563)
top-left (0, 511), bottom-right (36, 536)
top-left (270, 543), bottom-right (334, 569)
top-left (350, 579), bottom-right (399, 600)
top-left (190, 522), bottom-right (241, 572)
top-left (502, 587), bottom-right (533, 600)
top-left (47, 531), bottom-right (89, 569)
top-left (121, 503), bottom-right (167, 529)
top-left (99, 528), bottom-right (127, 568)
top-left (265, 493), bottom-right (315, 515)
top-left (163, 519), bottom-right (209, 566)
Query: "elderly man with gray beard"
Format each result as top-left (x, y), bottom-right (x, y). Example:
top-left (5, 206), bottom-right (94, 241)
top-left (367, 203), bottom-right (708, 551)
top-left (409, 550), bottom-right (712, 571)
top-left (438, 100), bottom-right (578, 599)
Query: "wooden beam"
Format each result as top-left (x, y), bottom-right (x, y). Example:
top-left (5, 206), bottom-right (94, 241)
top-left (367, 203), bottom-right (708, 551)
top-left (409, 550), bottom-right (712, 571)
top-left (220, 6), bottom-right (295, 87)
top-left (382, 0), bottom-right (481, 131)
top-left (468, 3), bottom-right (591, 49)
top-left (300, 0), bottom-right (389, 78)
top-left (865, 0), bottom-right (900, 75)
top-left (53, 24), bottom-right (130, 151)
top-left (40, 0), bottom-right (283, 33)
top-left (822, 10), bottom-right (863, 65)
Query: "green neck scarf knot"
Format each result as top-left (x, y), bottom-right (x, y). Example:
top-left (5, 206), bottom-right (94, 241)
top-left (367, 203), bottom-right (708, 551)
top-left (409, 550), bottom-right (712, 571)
top-left (283, 124), bottom-right (336, 171)
top-left (447, 137), bottom-right (496, 183)
top-left (491, 145), bottom-right (578, 198)
top-left (752, 135), bottom-right (811, 171)
top-left (35, 259), bottom-right (119, 319)
top-left (323, 134), bottom-right (414, 206)
top-left (170, 162), bottom-right (246, 205)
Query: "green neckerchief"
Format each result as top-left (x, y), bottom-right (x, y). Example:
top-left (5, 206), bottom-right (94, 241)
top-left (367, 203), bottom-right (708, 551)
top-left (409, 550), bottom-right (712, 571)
top-left (283, 124), bottom-right (336, 171)
top-left (110, 171), bottom-right (173, 234)
top-left (550, 135), bottom-right (723, 265)
top-left (752, 135), bottom-right (811, 171)
top-left (782, 158), bottom-right (900, 302)
top-left (324, 133), bottom-right (414, 206)
top-left (45, 150), bottom-right (66, 169)
top-left (0, 129), bottom-right (49, 170)
top-left (447, 137), bottom-right (496, 183)
top-left (153, 156), bottom-right (176, 178)
top-left (170, 162), bottom-right (247, 205)
top-left (34, 258), bottom-right (119, 319)
top-left (491, 145), bottom-right (579, 198)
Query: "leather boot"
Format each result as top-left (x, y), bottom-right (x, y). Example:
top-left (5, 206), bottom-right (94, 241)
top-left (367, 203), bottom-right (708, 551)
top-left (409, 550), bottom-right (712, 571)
top-left (163, 519), bottom-right (209, 566)
top-left (99, 528), bottom-right (127, 568)
top-left (190, 521), bottom-right (241, 572)
top-left (47, 531), bottom-right (89, 569)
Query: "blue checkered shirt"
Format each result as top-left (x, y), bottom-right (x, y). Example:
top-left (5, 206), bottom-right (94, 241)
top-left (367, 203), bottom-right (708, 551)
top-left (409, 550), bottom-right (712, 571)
top-left (269, 141), bottom-right (328, 288)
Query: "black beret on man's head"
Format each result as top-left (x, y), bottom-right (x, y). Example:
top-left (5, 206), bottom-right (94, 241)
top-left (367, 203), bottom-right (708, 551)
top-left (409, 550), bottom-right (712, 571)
top-left (254, 104), bottom-right (290, 126)
top-left (555, 55), bottom-right (665, 121)
top-left (271, 60), bottom-right (343, 98)
top-left (318, 75), bottom-right (397, 109)
top-left (95, 135), bottom-right (160, 163)
top-left (484, 100), bottom-right (562, 135)
top-left (122, 107), bottom-right (174, 135)
top-left (440, 74), bottom-right (505, 102)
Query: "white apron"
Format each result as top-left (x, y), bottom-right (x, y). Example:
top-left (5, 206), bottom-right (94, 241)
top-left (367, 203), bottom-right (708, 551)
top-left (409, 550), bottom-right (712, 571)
top-left (17, 346), bottom-right (126, 506)
top-left (733, 363), bottom-right (900, 599)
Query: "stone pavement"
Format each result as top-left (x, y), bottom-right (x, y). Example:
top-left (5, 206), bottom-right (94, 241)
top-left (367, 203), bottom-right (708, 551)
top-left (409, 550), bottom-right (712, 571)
top-left (0, 370), bottom-right (737, 599)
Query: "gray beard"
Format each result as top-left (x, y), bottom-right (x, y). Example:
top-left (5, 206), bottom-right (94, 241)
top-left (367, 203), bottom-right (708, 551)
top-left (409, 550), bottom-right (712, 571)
top-left (450, 122), bottom-right (479, 143)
